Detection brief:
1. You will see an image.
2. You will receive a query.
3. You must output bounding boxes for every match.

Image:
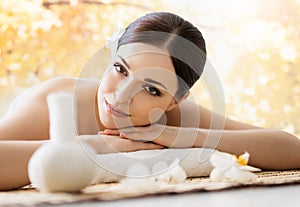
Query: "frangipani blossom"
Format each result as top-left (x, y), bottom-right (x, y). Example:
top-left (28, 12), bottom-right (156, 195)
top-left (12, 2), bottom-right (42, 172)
top-left (152, 158), bottom-right (187, 184)
top-left (105, 25), bottom-right (125, 58)
top-left (120, 162), bottom-right (157, 190)
top-left (210, 151), bottom-right (261, 182)
top-left (120, 158), bottom-right (187, 189)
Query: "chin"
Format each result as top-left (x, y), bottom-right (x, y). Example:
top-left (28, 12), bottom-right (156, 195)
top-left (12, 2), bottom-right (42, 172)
top-left (99, 113), bottom-right (132, 129)
top-left (100, 116), bottom-right (118, 129)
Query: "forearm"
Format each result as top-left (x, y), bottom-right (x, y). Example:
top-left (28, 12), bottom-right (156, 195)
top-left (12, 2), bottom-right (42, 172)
top-left (0, 140), bottom-right (47, 191)
top-left (194, 129), bottom-right (300, 170)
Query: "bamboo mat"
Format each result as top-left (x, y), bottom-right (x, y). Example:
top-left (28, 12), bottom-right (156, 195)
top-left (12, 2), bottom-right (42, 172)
top-left (1, 170), bottom-right (300, 207)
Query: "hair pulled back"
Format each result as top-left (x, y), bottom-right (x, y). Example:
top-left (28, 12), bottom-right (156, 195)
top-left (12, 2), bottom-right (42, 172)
top-left (118, 12), bottom-right (207, 98)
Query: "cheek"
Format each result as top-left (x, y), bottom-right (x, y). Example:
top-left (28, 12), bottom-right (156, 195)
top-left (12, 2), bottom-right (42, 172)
top-left (129, 94), bottom-right (170, 123)
top-left (99, 69), bottom-right (119, 93)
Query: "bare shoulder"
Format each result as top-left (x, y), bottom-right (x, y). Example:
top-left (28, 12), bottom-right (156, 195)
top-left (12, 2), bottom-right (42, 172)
top-left (0, 77), bottom-right (85, 140)
top-left (38, 76), bottom-right (98, 94)
top-left (11, 77), bottom-right (89, 107)
top-left (38, 76), bottom-right (77, 94)
top-left (164, 99), bottom-right (203, 127)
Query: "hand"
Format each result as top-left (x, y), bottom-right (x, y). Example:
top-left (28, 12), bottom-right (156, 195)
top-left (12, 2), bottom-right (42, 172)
top-left (78, 134), bottom-right (164, 154)
top-left (100, 124), bottom-right (199, 148)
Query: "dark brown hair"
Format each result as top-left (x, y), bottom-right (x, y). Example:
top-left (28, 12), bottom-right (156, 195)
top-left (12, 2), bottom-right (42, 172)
top-left (118, 12), bottom-right (207, 99)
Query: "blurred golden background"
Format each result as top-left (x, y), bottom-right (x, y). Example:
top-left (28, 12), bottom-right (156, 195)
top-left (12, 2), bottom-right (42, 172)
top-left (0, 0), bottom-right (299, 137)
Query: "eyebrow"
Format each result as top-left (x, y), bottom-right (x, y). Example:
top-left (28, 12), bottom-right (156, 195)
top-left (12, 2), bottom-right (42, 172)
top-left (117, 55), bottom-right (131, 69)
top-left (144, 78), bottom-right (167, 90)
top-left (117, 55), bottom-right (167, 90)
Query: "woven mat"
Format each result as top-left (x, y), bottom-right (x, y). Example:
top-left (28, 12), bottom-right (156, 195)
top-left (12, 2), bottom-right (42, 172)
top-left (1, 170), bottom-right (300, 207)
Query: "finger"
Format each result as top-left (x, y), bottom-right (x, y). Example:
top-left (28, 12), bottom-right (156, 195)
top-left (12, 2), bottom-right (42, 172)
top-left (120, 132), bottom-right (154, 142)
top-left (118, 127), bottom-right (142, 134)
top-left (122, 124), bottom-right (165, 138)
top-left (101, 136), bottom-right (164, 153)
top-left (98, 129), bottom-right (120, 135)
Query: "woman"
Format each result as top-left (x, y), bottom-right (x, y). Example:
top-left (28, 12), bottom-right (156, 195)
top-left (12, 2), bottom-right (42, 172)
top-left (0, 12), bottom-right (299, 191)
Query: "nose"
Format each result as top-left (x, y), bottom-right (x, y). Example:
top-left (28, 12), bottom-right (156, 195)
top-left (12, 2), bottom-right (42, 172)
top-left (114, 76), bottom-right (139, 104)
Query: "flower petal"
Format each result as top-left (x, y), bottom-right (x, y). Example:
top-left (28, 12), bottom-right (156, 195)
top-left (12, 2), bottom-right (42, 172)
top-left (238, 165), bottom-right (261, 172)
top-left (210, 151), bottom-right (236, 168)
top-left (237, 151), bottom-right (250, 165)
top-left (154, 158), bottom-right (187, 184)
top-left (105, 24), bottom-right (125, 57)
top-left (210, 167), bottom-right (228, 181)
top-left (121, 162), bottom-right (157, 190)
top-left (225, 166), bottom-right (258, 182)
top-left (167, 165), bottom-right (187, 183)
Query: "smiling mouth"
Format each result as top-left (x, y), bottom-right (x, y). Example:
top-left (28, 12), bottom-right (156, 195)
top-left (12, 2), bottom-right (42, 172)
top-left (104, 99), bottom-right (130, 117)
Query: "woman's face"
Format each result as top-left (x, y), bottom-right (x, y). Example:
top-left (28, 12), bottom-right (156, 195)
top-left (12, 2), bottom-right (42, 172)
top-left (97, 43), bottom-right (180, 129)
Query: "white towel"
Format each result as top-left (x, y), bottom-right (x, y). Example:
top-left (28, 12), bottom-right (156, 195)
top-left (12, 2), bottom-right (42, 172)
top-left (93, 148), bottom-right (216, 183)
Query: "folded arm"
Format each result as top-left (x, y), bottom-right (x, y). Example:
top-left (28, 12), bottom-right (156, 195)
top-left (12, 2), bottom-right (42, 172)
top-left (112, 125), bottom-right (300, 170)
top-left (195, 128), bottom-right (300, 170)
top-left (110, 99), bottom-right (300, 170)
top-left (165, 99), bottom-right (263, 130)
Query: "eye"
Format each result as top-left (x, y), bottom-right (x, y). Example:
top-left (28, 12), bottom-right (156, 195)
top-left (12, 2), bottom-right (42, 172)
top-left (143, 85), bottom-right (161, 97)
top-left (113, 63), bottom-right (128, 77)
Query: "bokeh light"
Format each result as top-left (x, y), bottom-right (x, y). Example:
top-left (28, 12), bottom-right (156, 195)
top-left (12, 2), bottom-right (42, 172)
top-left (0, 0), bottom-right (299, 137)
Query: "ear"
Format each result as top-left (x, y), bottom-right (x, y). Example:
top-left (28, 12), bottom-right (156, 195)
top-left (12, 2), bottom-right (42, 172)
top-left (165, 91), bottom-right (190, 112)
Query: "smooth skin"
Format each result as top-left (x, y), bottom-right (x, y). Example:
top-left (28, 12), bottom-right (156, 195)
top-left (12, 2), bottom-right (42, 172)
top-left (0, 43), bottom-right (300, 191)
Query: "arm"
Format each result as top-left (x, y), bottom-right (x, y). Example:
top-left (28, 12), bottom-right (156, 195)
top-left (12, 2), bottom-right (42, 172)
top-left (105, 98), bottom-right (300, 169)
top-left (194, 128), bottom-right (300, 170)
top-left (166, 99), bottom-right (262, 130)
top-left (113, 125), bottom-right (300, 170)
top-left (0, 140), bottom-right (47, 191)
top-left (0, 77), bottom-right (75, 190)
top-left (0, 83), bottom-right (49, 190)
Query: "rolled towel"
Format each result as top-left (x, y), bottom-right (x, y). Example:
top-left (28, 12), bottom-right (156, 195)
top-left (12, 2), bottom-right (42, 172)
top-left (93, 148), bottom-right (216, 183)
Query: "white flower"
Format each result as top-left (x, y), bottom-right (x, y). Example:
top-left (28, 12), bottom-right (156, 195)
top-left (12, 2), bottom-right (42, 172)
top-left (210, 151), bottom-right (261, 182)
top-left (120, 163), bottom-right (158, 191)
top-left (105, 25), bottom-right (125, 58)
top-left (152, 158), bottom-right (187, 184)
top-left (120, 158), bottom-right (187, 190)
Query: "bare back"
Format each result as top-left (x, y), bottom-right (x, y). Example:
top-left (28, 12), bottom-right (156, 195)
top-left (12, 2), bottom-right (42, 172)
top-left (0, 77), bottom-right (100, 140)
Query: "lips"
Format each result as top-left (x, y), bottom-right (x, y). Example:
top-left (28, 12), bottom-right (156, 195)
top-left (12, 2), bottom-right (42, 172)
top-left (104, 99), bottom-right (130, 117)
